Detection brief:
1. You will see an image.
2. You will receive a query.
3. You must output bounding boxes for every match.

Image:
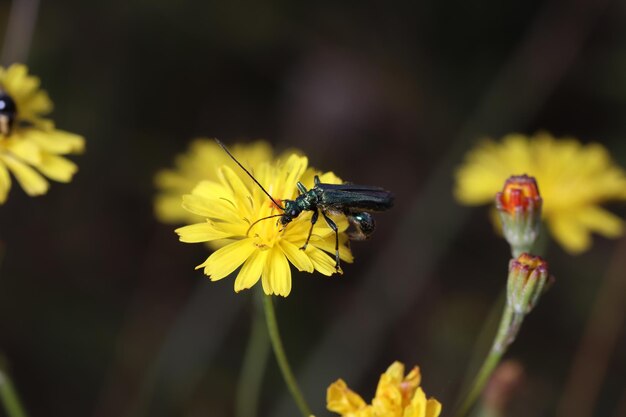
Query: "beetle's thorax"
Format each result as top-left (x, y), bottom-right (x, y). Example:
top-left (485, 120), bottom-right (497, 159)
top-left (280, 192), bottom-right (318, 225)
top-left (296, 190), bottom-right (318, 208)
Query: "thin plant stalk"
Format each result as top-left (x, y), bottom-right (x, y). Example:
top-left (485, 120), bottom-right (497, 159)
top-left (236, 290), bottom-right (271, 417)
top-left (454, 305), bottom-right (524, 417)
top-left (455, 291), bottom-right (505, 402)
top-left (263, 295), bottom-right (312, 417)
top-left (1, 0), bottom-right (40, 65)
top-left (0, 367), bottom-right (27, 417)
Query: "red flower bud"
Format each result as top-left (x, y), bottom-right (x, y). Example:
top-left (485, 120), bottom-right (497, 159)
top-left (495, 175), bottom-right (543, 256)
top-left (496, 175), bottom-right (541, 215)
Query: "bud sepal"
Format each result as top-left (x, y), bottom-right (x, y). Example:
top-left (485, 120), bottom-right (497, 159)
top-left (506, 253), bottom-right (551, 315)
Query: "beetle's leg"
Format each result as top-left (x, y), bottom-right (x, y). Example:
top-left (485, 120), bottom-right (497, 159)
top-left (300, 209), bottom-right (319, 251)
top-left (314, 175), bottom-right (321, 186)
top-left (321, 210), bottom-right (340, 271)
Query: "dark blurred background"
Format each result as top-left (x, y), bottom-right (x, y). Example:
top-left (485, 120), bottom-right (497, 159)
top-left (0, 0), bottom-right (625, 416)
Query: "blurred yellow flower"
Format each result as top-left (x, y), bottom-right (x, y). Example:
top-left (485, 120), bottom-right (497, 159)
top-left (0, 63), bottom-right (53, 130)
top-left (154, 139), bottom-right (273, 224)
top-left (0, 64), bottom-right (84, 203)
top-left (455, 132), bottom-right (626, 254)
top-left (175, 151), bottom-right (353, 296)
top-left (327, 361), bottom-right (442, 417)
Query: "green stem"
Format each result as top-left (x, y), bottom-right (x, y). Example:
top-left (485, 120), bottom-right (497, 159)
top-left (511, 245), bottom-right (530, 259)
top-left (454, 305), bottom-right (524, 417)
top-left (236, 291), bottom-right (271, 417)
top-left (456, 291), bottom-right (506, 403)
top-left (262, 295), bottom-right (312, 417)
top-left (0, 367), bottom-right (27, 417)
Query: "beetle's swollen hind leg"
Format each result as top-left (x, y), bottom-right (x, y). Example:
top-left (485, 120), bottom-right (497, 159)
top-left (347, 212), bottom-right (376, 240)
top-left (321, 210), bottom-right (340, 271)
top-left (300, 209), bottom-right (319, 251)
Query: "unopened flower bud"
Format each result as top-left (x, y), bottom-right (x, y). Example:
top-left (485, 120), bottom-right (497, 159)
top-left (507, 253), bottom-right (551, 314)
top-left (495, 175), bottom-right (542, 256)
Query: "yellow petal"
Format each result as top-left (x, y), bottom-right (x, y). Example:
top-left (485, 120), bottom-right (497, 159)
top-left (0, 162), bottom-right (11, 203)
top-left (277, 154), bottom-right (308, 198)
top-left (219, 165), bottom-right (253, 212)
top-left (192, 180), bottom-right (228, 199)
top-left (154, 169), bottom-right (189, 190)
top-left (384, 361), bottom-right (406, 384)
top-left (0, 154), bottom-right (48, 196)
top-left (310, 233), bottom-right (354, 263)
top-left (327, 379), bottom-right (367, 414)
top-left (154, 194), bottom-right (197, 223)
top-left (5, 137), bottom-right (41, 164)
top-left (35, 153), bottom-right (78, 182)
top-left (317, 171), bottom-right (343, 185)
top-left (261, 247), bottom-right (292, 296)
top-left (575, 206), bottom-right (624, 238)
top-left (197, 238), bottom-right (256, 280)
top-left (3, 64), bottom-right (28, 91)
top-left (425, 398), bottom-right (442, 417)
top-left (182, 194), bottom-right (242, 227)
top-left (547, 214), bottom-right (590, 254)
top-left (176, 222), bottom-right (233, 243)
top-left (403, 367), bottom-right (422, 394)
top-left (183, 194), bottom-right (223, 218)
top-left (404, 387), bottom-right (427, 417)
top-left (306, 246), bottom-right (339, 276)
top-left (234, 249), bottom-right (268, 292)
top-left (547, 206), bottom-right (625, 254)
top-left (279, 239), bottom-right (314, 272)
top-left (282, 213), bottom-right (315, 241)
top-left (373, 373), bottom-right (403, 409)
top-left (24, 91), bottom-right (54, 119)
top-left (27, 129), bottom-right (85, 154)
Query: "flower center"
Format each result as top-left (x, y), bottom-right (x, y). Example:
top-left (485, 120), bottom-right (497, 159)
top-left (250, 207), bottom-right (284, 249)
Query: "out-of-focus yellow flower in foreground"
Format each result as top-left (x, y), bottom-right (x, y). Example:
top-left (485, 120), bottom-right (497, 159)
top-left (154, 139), bottom-right (273, 223)
top-left (0, 63), bottom-right (53, 130)
top-left (175, 149), bottom-right (353, 297)
top-left (0, 64), bottom-right (84, 203)
top-left (455, 132), bottom-right (626, 254)
top-left (327, 361), bottom-right (442, 417)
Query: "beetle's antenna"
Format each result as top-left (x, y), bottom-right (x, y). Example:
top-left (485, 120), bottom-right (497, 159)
top-left (246, 214), bottom-right (284, 236)
top-left (215, 139), bottom-right (285, 210)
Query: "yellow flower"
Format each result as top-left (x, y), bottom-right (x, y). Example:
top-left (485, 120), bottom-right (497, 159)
top-left (0, 63), bottom-right (53, 130)
top-left (0, 64), bottom-right (84, 203)
top-left (175, 151), bottom-right (353, 297)
top-left (154, 139), bottom-right (273, 224)
top-left (327, 361), bottom-right (442, 417)
top-left (454, 132), bottom-right (626, 254)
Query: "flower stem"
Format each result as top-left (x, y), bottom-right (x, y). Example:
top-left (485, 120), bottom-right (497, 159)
top-left (262, 295), bottom-right (312, 417)
top-left (511, 245), bottom-right (530, 259)
top-left (1, 0), bottom-right (41, 65)
top-left (0, 366), bottom-right (27, 417)
top-left (236, 291), bottom-right (271, 417)
top-left (454, 304), bottom-right (524, 417)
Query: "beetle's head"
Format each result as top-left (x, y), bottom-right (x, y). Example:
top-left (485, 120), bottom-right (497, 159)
top-left (280, 200), bottom-right (301, 225)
